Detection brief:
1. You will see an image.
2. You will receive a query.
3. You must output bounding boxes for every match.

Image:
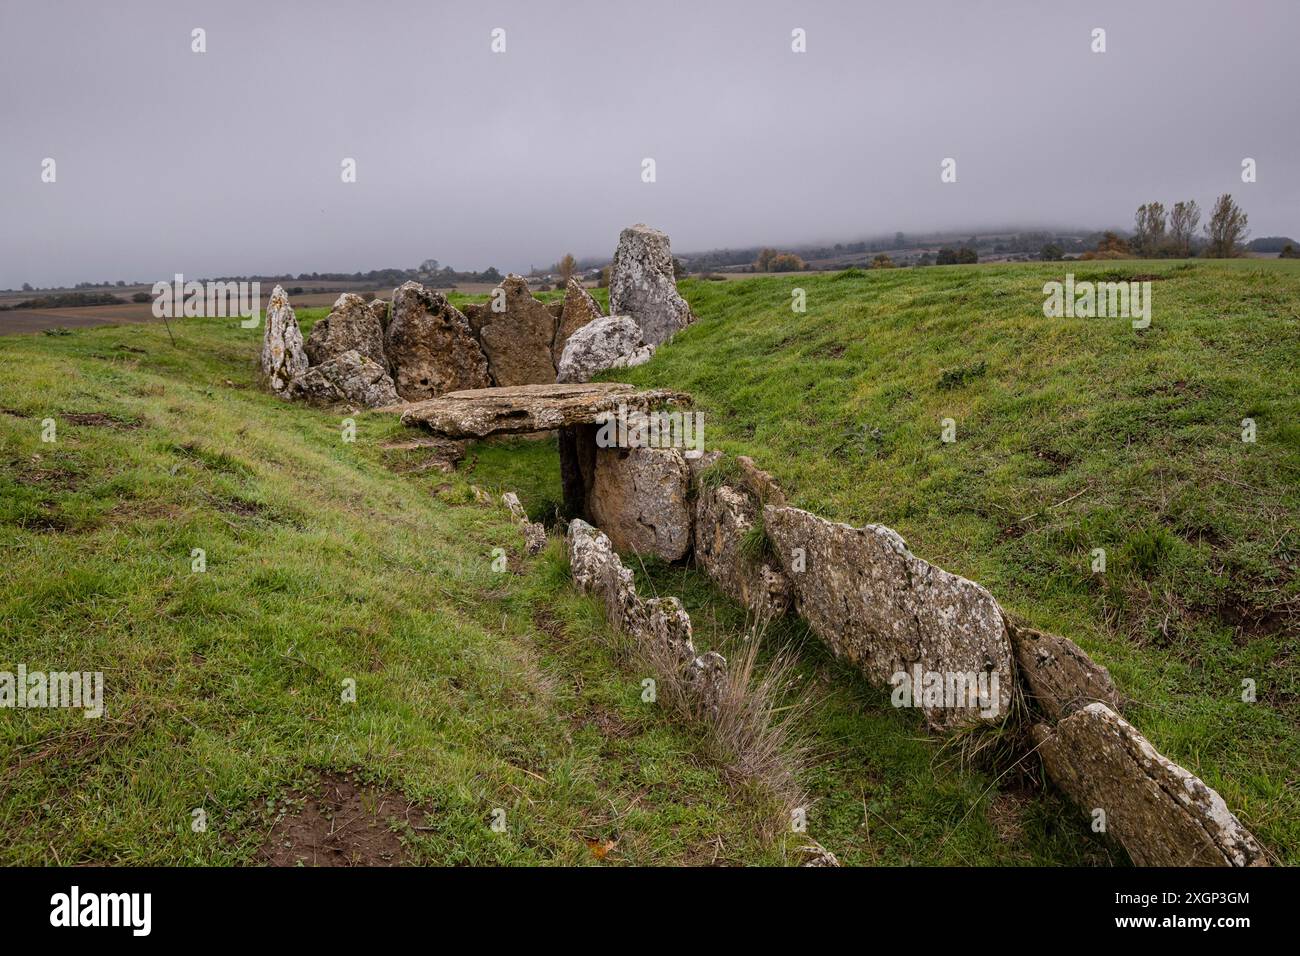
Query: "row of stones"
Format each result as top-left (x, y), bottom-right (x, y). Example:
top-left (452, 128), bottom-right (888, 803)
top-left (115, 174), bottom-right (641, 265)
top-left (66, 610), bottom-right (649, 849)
top-left (580, 439), bottom-right (1268, 867)
top-left (259, 224), bottom-right (694, 409)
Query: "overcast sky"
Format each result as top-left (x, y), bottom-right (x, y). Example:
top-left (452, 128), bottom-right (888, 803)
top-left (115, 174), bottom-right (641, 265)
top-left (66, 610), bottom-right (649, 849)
top-left (2, 0), bottom-right (1297, 288)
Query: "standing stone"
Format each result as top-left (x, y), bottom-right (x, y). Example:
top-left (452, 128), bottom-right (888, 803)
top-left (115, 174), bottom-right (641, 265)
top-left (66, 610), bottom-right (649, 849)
top-left (385, 281), bottom-right (491, 401)
top-left (1033, 703), bottom-right (1268, 867)
top-left (291, 349), bottom-right (399, 408)
top-left (305, 293), bottom-right (386, 367)
top-left (763, 505), bottom-right (1013, 729)
top-left (587, 445), bottom-right (692, 561)
top-left (368, 298), bottom-right (390, 331)
top-left (556, 315), bottom-right (654, 383)
top-left (475, 275), bottom-right (558, 386)
top-left (260, 285), bottom-right (308, 397)
top-left (608, 224), bottom-right (694, 347)
top-left (554, 278), bottom-right (604, 363)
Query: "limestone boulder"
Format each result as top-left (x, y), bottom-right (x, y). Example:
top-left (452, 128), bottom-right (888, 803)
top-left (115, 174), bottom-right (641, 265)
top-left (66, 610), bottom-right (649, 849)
top-left (385, 281), bottom-right (492, 401)
top-left (1033, 703), bottom-right (1268, 867)
top-left (502, 491), bottom-right (547, 556)
top-left (290, 349), bottom-right (399, 408)
top-left (305, 293), bottom-right (386, 367)
top-left (556, 315), bottom-right (655, 384)
top-left (588, 446), bottom-right (692, 561)
top-left (554, 278), bottom-right (604, 362)
top-left (763, 505), bottom-right (1013, 729)
top-left (694, 481), bottom-right (791, 619)
top-left (475, 275), bottom-right (558, 386)
top-left (608, 224), bottom-right (694, 347)
top-left (1009, 622), bottom-right (1121, 722)
top-left (260, 285), bottom-right (308, 397)
top-left (369, 298), bottom-right (390, 331)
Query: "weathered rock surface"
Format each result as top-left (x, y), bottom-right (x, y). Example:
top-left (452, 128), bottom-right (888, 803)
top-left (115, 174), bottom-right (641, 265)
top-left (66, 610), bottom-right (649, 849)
top-left (567, 519), bottom-right (726, 709)
top-left (1033, 703), bottom-right (1268, 867)
top-left (475, 275), bottom-right (558, 386)
top-left (368, 298), bottom-right (390, 331)
top-left (554, 278), bottom-right (604, 363)
top-left (608, 224), bottom-right (694, 347)
top-left (556, 315), bottom-right (655, 383)
top-left (763, 505), bottom-right (1013, 729)
top-left (1009, 622), bottom-right (1121, 722)
top-left (694, 481), bottom-right (791, 619)
top-left (291, 349), bottom-right (399, 408)
top-left (588, 446), bottom-right (692, 561)
top-left (379, 434), bottom-right (467, 474)
top-left (394, 382), bottom-right (689, 437)
top-left (260, 285), bottom-right (308, 397)
top-left (305, 293), bottom-right (387, 368)
top-left (385, 281), bottom-right (492, 401)
top-left (502, 491), bottom-right (547, 556)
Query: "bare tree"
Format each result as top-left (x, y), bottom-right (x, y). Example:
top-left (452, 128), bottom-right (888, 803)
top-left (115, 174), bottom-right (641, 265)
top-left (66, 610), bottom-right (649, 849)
top-left (1204, 194), bottom-right (1249, 258)
top-left (557, 253), bottom-right (577, 284)
top-left (1169, 200), bottom-right (1201, 257)
top-left (1133, 202), bottom-right (1167, 256)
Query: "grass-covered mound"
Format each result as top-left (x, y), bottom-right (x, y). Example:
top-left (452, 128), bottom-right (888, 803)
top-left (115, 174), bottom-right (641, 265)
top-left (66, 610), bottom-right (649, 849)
top-left (614, 260), bottom-right (1299, 861)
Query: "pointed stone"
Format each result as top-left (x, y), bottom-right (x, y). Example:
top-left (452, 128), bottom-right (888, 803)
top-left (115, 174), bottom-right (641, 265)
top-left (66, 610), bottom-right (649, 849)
top-left (260, 285), bottom-right (308, 397)
top-left (554, 278), bottom-right (604, 363)
top-left (384, 281), bottom-right (491, 401)
top-left (305, 293), bottom-right (386, 368)
top-left (608, 224), bottom-right (694, 346)
top-left (475, 275), bottom-right (559, 385)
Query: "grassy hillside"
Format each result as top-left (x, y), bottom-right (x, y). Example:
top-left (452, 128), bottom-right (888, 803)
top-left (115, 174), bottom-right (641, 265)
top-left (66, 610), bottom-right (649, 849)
top-left (612, 260), bottom-right (1299, 861)
top-left (1, 304), bottom-right (1103, 865)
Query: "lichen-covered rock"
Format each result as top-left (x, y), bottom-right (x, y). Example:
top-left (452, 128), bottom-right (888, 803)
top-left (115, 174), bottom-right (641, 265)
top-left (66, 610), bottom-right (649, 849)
top-left (1009, 622), bottom-right (1121, 722)
top-left (1033, 703), bottom-right (1268, 867)
top-left (396, 382), bottom-right (689, 437)
top-left (566, 520), bottom-right (725, 710)
top-left (694, 482), bottom-right (791, 618)
top-left (305, 293), bottom-right (386, 368)
top-left (368, 298), bottom-right (390, 331)
top-left (567, 519), bottom-right (643, 633)
top-left (608, 224), bottom-right (694, 347)
top-left (798, 843), bottom-right (841, 867)
top-left (588, 446), bottom-right (691, 561)
top-left (290, 349), bottom-right (399, 408)
top-left (385, 281), bottom-right (491, 401)
top-left (260, 285), bottom-right (308, 397)
top-left (763, 505), bottom-right (1013, 729)
top-left (556, 315), bottom-right (655, 383)
top-left (475, 275), bottom-right (558, 386)
top-left (502, 491), bottom-right (546, 556)
top-left (554, 278), bottom-right (604, 363)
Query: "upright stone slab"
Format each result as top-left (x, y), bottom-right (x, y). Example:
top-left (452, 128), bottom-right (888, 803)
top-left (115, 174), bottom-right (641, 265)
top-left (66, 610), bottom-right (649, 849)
top-left (305, 293), bottom-right (386, 367)
top-left (588, 445), bottom-right (692, 561)
top-left (260, 285), bottom-right (308, 398)
top-left (291, 349), bottom-right (399, 408)
top-left (384, 281), bottom-right (492, 401)
top-left (763, 505), bottom-right (1013, 729)
top-left (608, 224), bottom-right (694, 347)
top-left (1033, 703), bottom-right (1268, 867)
top-left (1009, 622), bottom-right (1121, 722)
top-left (475, 275), bottom-right (558, 386)
top-left (554, 278), bottom-right (604, 363)
top-left (694, 481), bottom-right (791, 619)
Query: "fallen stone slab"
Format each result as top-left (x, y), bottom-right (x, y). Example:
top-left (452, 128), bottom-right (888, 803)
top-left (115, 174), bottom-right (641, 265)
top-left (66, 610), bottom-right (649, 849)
top-left (764, 504), bottom-right (1013, 729)
top-left (1032, 703), bottom-right (1268, 867)
top-left (392, 382), bottom-right (689, 438)
top-left (1009, 621), bottom-right (1121, 722)
top-left (556, 314), bottom-right (655, 384)
top-left (291, 349), bottom-right (399, 408)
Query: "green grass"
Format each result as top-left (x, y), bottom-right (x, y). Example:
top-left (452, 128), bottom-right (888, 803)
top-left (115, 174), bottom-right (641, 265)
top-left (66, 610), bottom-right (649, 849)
top-left (607, 259), bottom-right (1299, 863)
top-left (0, 312), bottom-right (792, 865)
